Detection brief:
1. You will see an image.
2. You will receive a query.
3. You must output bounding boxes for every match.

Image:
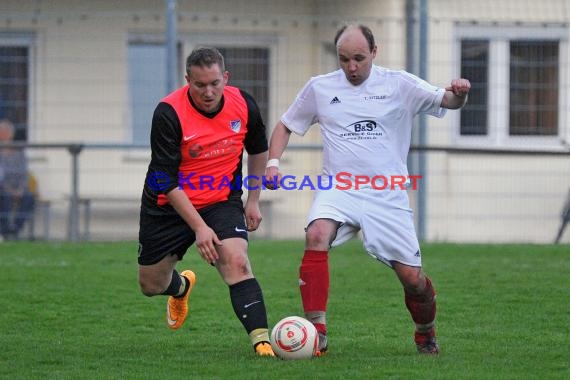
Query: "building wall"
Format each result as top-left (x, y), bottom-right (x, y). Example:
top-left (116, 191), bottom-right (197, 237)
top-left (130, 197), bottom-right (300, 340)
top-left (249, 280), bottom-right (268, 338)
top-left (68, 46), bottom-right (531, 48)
top-left (0, 0), bottom-right (568, 242)
top-left (427, 0), bottom-right (570, 242)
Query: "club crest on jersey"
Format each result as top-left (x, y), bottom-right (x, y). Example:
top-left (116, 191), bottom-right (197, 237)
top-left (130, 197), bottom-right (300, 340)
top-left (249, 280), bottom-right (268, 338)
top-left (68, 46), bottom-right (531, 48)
top-left (230, 119), bottom-right (241, 133)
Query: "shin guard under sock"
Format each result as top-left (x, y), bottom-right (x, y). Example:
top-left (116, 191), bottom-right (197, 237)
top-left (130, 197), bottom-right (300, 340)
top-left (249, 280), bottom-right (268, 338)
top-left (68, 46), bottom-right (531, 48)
top-left (404, 276), bottom-right (437, 334)
top-left (229, 278), bottom-right (269, 338)
top-left (299, 250), bottom-right (329, 333)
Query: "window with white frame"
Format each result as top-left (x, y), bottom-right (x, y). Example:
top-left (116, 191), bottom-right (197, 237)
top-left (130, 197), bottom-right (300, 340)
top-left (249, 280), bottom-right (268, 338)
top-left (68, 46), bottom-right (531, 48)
top-left (455, 25), bottom-right (567, 148)
top-left (0, 35), bottom-right (33, 141)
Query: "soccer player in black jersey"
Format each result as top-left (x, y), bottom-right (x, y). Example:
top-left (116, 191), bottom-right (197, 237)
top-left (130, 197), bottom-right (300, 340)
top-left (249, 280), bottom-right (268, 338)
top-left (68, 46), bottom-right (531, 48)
top-left (137, 46), bottom-right (274, 357)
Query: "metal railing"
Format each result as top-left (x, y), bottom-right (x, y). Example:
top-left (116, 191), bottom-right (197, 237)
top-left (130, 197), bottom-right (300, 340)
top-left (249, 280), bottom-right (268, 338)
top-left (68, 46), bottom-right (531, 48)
top-left (3, 142), bottom-right (570, 242)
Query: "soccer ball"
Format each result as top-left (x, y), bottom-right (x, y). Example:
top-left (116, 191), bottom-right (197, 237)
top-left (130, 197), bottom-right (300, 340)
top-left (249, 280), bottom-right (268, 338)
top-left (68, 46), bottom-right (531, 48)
top-left (270, 316), bottom-right (319, 360)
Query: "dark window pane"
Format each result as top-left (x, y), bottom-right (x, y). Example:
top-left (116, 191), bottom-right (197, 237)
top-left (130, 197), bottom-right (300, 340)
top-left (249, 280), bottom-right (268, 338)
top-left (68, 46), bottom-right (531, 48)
top-left (217, 47), bottom-right (269, 125)
top-left (0, 46), bottom-right (29, 141)
top-left (509, 40), bottom-right (558, 136)
top-left (460, 40), bottom-right (489, 136)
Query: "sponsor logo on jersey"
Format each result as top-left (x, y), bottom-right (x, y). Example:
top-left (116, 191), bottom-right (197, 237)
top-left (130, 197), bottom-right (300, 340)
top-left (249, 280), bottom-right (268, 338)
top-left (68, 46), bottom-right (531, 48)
top-left (347, 120), bottom-right (377, 132)
top-left (330, 96), bottom-right (341, 104)
top-left (188, 143), bottom-right (204, 158)
top-left (339, 120), bottom-right (383, 140)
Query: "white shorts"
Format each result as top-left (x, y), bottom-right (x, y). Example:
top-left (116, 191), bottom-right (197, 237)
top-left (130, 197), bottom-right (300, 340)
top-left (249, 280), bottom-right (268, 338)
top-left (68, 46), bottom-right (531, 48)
top-left (306, 187), bottom-right (421, 268)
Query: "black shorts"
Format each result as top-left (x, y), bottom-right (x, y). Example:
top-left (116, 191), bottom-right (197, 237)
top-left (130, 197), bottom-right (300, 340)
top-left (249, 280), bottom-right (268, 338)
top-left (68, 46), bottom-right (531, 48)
top-left (138, 198), bottom-right (248, 265)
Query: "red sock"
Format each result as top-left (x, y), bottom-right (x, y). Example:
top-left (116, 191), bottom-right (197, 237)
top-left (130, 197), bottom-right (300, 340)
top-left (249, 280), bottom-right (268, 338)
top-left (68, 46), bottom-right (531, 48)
top-left (404, 277), bottom-right (436, 329)
top-left (299, 250), bottom-right (329, 326)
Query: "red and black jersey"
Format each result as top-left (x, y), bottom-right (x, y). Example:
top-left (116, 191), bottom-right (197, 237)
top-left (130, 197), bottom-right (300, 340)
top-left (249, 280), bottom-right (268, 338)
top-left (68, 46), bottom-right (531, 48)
top-left (141, 85), bottom-right (268, 215)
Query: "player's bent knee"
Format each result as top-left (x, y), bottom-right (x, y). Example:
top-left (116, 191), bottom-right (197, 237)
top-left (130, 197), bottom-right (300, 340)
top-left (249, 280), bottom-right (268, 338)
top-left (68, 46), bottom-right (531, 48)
top-left (138, 278), bottom-right (166, 297)
top-left (305, 225), bottom-right (334, 248)
top-left (394, 265), bottom-right (424, 292)
top-left (216, 252), bottom-right (253, 284)
top-left (232, 256), bottom-right (253, 277)
top-left (140, 288), bottom-right (156, 297)
top-left (139, 284), bottom-right (157, 297)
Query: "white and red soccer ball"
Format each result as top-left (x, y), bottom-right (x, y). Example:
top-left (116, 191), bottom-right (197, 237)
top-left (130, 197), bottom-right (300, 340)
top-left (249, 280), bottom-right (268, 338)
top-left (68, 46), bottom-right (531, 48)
top-left (270, 316), bottom-right (319, 360)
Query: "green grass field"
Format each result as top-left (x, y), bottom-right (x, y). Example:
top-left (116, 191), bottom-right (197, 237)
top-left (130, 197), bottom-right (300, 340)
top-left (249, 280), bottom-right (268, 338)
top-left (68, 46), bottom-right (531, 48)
top-left (0, 240), bottom-right (568, 379)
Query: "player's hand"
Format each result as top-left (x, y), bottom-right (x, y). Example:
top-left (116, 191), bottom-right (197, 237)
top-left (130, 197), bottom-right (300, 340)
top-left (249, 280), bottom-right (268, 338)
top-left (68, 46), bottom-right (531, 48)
top-left (264, 166), bottom-right (282, 190)
top-left (244, 201), bottom-right (262, 231)
top-left (194, 225), bottom-right (222, 265)
top-left (446, 78), bottom-right (471, 98)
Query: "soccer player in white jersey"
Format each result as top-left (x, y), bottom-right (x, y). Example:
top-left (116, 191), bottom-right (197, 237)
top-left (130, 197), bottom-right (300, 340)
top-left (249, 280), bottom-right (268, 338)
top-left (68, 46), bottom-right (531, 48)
top-left (265, 24), bottom-right (471, 355)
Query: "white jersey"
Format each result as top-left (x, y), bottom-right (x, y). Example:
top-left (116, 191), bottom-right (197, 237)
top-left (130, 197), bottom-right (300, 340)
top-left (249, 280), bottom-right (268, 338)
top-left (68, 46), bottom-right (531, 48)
top-left (282, 65), bottom-right (446, 184)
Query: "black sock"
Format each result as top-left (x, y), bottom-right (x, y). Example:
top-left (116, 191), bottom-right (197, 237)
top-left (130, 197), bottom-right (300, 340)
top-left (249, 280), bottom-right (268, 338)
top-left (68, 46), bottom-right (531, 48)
top-left (161, 270), bottom-right (185, 296)
top-left (229, 278), bottom-right (268, 334)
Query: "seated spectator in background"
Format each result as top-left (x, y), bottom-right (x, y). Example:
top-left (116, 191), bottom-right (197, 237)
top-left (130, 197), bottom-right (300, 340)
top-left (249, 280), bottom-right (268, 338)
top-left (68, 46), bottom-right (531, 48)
top-left (0, 119), bottom-right (35, 240)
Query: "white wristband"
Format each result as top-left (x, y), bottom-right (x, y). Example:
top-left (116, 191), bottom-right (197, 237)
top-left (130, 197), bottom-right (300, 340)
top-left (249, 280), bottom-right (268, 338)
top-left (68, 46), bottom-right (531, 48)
top-left (266, 158), bottom-right (280, 168)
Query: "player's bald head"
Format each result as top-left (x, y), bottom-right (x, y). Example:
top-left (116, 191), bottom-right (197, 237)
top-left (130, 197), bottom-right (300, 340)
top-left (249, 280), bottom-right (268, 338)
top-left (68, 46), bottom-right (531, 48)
top-left (334, 24), bottom-right (376, 53)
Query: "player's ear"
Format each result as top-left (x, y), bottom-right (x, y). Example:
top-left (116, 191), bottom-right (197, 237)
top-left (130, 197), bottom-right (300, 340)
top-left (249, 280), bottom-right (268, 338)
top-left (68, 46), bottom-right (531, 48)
top-left (223, 71), bottom-right (230, 84)
top-left (371, 45), bottom-right (378, 59)
top-left (185, 74), bottom-right (191, 84)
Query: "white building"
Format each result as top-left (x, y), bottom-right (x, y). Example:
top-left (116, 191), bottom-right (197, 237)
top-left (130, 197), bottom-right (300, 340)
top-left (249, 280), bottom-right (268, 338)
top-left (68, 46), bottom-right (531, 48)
top-left (1, 0), bottom-right (568, 243)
